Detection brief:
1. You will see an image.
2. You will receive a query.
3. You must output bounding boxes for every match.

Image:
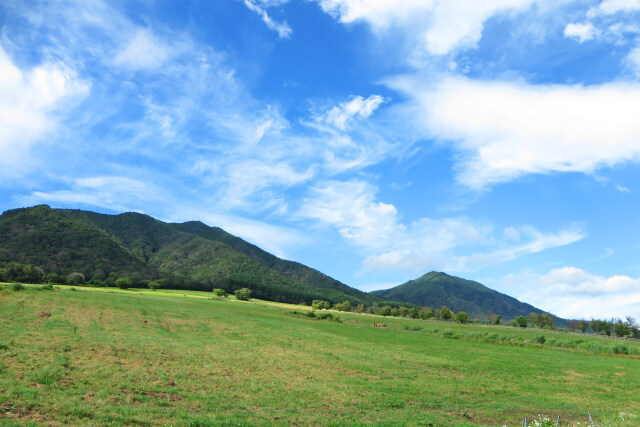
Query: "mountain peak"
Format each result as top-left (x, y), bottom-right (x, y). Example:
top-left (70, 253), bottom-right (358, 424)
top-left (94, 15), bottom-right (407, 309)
top-left (372, 271), bottom-right (547, 320)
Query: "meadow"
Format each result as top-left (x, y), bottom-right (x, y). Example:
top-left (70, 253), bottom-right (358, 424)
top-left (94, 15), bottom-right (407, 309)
top-left (1, 284), bottom-right (639, 426)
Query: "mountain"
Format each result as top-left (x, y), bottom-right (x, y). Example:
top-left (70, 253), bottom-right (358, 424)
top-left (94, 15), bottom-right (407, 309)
top-left (0, 205), bottom-right (379, 306)
top-left (371, 271), bottom-right (547, 321)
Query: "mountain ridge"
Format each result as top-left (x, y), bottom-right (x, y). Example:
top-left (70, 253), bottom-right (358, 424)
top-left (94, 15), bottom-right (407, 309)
top-left (0, 205), bottom-right (378, 305)
top-left (371, 271), bottom-right (552, 321)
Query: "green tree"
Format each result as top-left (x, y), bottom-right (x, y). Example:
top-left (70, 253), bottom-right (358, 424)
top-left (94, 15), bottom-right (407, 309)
top-left (115, 277), bottom-right (133, 289)
top-left (440, 306), bottom-right (453, 322)
top-left (380, 306), bottom-right (392, 316)
top-left (494, 315), bottom-right (502, 325)
top-left (409, 307), bottom-right (419, 319)
top-left (234, 287), bottom-right (252, 301)
top-left (312, 300), bottom-right (329, 310)
top-left (455, 311), bottom-right (469, 324)
top-left (213, 288), bottom-right (228, 297)
top-left (613, 318), bottom-right (632, 337)
top-left (44, 272), bottom-right (65, 285)
top-left (514, 316), bottom-right (529, 328)
top-left (390, 307), bottom-right (400, 317)
top-left (148, 281), bottom-right (163, 291)
top-left (420, 307), bottom-right (434, 320)
top-left (578, 320), bottom-right (588, 333)
top-left (539, 313), bottom-right (553, 329)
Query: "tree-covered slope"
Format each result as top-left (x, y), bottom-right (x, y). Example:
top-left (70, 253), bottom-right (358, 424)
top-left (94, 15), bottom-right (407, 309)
top-left (371, 271), bottom-right (545, 320)
top-left (172, 221), bottom-right (378, 304)
top-left (0, 205), bottom-right (378, 305)
top-left (0, 206), bottom-right (158, 280)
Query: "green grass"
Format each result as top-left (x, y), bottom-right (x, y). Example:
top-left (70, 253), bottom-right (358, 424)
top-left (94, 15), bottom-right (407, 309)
top-left (1, 286), bottom-right (639, 426)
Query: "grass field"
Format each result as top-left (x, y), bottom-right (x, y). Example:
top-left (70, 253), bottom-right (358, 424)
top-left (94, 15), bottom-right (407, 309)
top-left (1, 285), bottom-right (639, 426)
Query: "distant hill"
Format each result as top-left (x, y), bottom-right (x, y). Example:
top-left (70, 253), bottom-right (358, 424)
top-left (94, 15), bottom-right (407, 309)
top-left (371, 271), bottom-right (549, 321)
top-left (0, 205), bottom-right (379, 306)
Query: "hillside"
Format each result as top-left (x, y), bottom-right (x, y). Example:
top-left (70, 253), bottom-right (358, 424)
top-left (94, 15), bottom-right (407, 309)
top-left (371, 271), bottom-right (547, 321)
top-left (0, 205), bottom-right (378, 305)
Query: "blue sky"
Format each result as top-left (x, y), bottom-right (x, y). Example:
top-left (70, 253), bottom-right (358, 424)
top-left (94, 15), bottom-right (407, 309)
top-left (2, 0), bottom-right (640, 320)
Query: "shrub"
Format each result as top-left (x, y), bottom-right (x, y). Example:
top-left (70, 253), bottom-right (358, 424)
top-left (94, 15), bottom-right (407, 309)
top-left (234, 288), bottom-right (252, 301)
top-left (115, 277), bottom-right (133, 289)
top-left (212, 288), bottom-right (228, 297)
top-left (514, 316), bottom-right (529, 328)
top-left (440, 306), bottom-right (453, 321)
top-left (532, 335), bottom-right (546, 344)
top-left (333, 301), bottom-right (351, 312)
top-left (380, 306), bottom-right (392, 316)
top-left (311, 299), bottom-right (326, 309)
top-left (11, 283), bottom-right (24, 291)
top-left (306, 310), bottom-right (316, 318)
top-left (612, 345), bottom-right (629, 355)
top-left (455, 311), bottom-right (469, 324)
top-left (148, 281), bottom-right (163, 291)
top-left (66, 272), bottom-right (85, 285)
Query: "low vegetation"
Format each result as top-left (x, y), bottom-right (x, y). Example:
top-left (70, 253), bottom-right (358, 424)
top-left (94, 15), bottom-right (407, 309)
top-left (1, 284), bottom-right (639, 426)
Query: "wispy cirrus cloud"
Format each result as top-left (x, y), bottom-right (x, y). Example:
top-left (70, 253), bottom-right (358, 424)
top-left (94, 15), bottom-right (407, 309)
top-left (299, 180), bottom-right (584, 275)
top-left (314, 95), bottom-right (385, 130)
top-left (242, 0), bottom-right (292, 39)
top-left (0, 45), bottom-right (89, 179)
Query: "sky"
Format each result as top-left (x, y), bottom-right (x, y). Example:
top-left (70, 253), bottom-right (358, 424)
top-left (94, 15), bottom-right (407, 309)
top-left (1, 0), bottom-right (640, 320)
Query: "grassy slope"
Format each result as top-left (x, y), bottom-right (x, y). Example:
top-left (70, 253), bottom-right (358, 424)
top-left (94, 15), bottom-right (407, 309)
top-left (1, 287), bottom-right (639, 426)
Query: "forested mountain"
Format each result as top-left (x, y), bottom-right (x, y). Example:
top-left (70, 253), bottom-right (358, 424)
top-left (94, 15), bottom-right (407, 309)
top-left (371, 271), bottom-right (548, 321)
top-left (0, 205), bottom-right (379, 305)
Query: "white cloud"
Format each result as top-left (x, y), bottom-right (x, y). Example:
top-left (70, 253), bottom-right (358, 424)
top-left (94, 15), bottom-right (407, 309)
top-left (616, 184), bottom-right (631, 192)
top-left (588, 0), bottom-right (640, 17)
top-left (27, 176), bottom-right (168, 212)
top-left (387, 75), bottom-right (640, 189)
top-left (165, 208), bottom-right (308, 259)
top-left (315, 95), bottom-right (385, 130)
top-left (316, 0), bottom-right (545, 55)
top-left (299, 180), bottom-right (583, 275)
top-left (627, 45), bottom-right (640, 75)
top-left (564, 22), bottom-right (597, 42)
top-left (243, 0), bottom-right (292, 39)
top-left (113, 29), bottom-right (176, 70)
top-left (299, 180), bottom-right (401, 250)
top-left (501, 267), bottom-right (640, 319)
top-left (0, 45), bottom-right (89, 177)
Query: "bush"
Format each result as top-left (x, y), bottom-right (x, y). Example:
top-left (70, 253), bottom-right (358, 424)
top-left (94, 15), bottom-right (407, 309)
top-left (380, 306), bottom-right (392, 316)
top-left (115, 277), bottom-right (133, 289)
top-left (440, 306), bottom-right (453, 321)
top-left (148, 281), bottom-right (163, 291)
top-left (514, 316), bottom-right (529, 328)
top-left (11, 283), bottom-right (24, 291)
top-left (312, 300), bottom-right (330, 310)
top-left (612, 345), bottom-right (629, 355)
top-left (212, 288), bottom-right (228, 297)
top-left (333, 301), bottom-right (351, 312)
top-left (532, 335), bottom-right (546, 344)
top-left (66, 272), bottom-right (85, 285)
top-left (455, 311), bottom-right (469, 324)
top-left (234, 288), bottom-right (252, 301)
